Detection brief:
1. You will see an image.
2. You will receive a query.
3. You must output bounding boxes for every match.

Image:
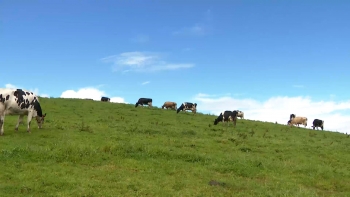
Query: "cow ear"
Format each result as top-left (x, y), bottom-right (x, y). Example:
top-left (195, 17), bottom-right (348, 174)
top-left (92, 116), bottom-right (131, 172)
top-left (44, 113), bottom-right (47, 117)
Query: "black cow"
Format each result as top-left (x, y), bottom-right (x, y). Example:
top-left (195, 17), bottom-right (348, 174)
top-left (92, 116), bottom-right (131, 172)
top-left (176, 102), bottom-right (197, 114)
top-left (213, 111), bottom-right (238, 127)
top-left (290, 114), bottom-right (296, 120)
top-left (312, 119), bottom-right (324, 130)
top-left (135, 98), bottom-right (152, 108)
top-left (101, 97), bottom-right (110, 102)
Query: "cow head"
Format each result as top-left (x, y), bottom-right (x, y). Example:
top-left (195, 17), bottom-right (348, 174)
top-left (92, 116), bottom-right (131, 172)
top-left (35, 113), bottom-right (46, 129)
top-left (176, 104), bottom-right (184, 113)
top-left (213, 118), bottom-right (219, 125)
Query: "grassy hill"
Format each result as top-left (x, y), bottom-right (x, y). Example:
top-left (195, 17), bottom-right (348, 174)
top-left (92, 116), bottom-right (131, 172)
top-left (0, 98), bottom-right (349, 197)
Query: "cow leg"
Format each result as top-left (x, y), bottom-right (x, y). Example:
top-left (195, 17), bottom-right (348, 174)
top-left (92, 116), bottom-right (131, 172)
top-left (0, 114), bottom-right (5, 136)
top-left (15, 115), bottom-right (24, 131)
top-left (26, 112), bottom-right (34, 133)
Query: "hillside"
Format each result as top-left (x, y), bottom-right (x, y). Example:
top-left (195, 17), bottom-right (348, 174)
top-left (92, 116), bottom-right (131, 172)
top-left (0, 98), bottom-right (349, 197)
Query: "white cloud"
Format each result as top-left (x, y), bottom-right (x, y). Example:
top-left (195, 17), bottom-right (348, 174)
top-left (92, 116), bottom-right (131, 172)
top-left (4, 83), bottom-right (49, 97)
top-left (131, 34), bottom-right (150, 43)
top-left (60, 87), bottom-right (127, 103)
top-left (141, 81), bottom-right (150, 85)
top-left (101, 51), bottom-right (194, 73)
top-left (110, 97), bottom-right (126, 103)
top-left (5, 83), bottom-right (17, 89)
top-left (173, 9), bottom-right (213, 36)
top-left (193, 93), bottom-right (350, 134)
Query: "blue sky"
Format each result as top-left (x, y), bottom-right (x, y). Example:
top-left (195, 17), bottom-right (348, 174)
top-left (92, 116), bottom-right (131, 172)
top-left (1, 1), bottom-right (350, 133)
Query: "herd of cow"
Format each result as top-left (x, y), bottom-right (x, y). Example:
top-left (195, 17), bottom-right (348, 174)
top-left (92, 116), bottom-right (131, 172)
top-left (287, 114), bottom-right (324, 131)
top-left (127, 97), bottom-right (324, 131)
top-left (0, 88), bottom-right (325, 136)
top-left (105, 97), bottom-right (245, 126)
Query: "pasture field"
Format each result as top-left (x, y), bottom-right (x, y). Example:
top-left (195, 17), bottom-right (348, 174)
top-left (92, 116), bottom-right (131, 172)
top-left (0, 98), bottom-right (349, 197)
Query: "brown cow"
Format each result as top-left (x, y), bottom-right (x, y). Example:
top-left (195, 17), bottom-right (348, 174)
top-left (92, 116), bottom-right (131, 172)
top-left (288, 116), bottom-right (307, 127)
top-left (162, 101), bottom-right (177, 110)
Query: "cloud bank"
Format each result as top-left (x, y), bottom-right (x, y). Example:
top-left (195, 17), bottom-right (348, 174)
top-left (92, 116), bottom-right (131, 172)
top-left (101, 51), bottom-right (194, 73)
top-left (60, 87), bottom-right (126, 103)
top-left (4, 83), bottom-right (49, 98)
top-left (193, 93), bottom-right (350, 134)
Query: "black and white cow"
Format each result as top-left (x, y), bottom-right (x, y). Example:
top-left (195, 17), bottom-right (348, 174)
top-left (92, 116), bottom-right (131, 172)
top-left (312, 119), bottom-right (324, 130)
top-left (213, 111), bottom-right (238, 127)
top-left (234, 110), bottom-right (244, 119)
top-left (135, 98), bottom-right (152, 108)
top-left (0, 88), bottom-right (46, 135)
top-left (176, 102), bottom-right (197, 114)
top-left (101, 97), bottom-right (110, 102)
top-left (290, 114), bottom-right (296, 120)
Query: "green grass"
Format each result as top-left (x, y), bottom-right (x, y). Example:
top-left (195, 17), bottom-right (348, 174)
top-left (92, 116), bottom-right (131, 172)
top-left (1, 98), bottom-right (349, 197)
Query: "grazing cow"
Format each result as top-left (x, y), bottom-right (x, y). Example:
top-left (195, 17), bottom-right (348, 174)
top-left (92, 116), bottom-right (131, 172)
top-left (162, 101), bottom-right (177, 110)
top-left (213, 111), bottom-right (238, 127)
top-left (234, 110), bottom-right (244, 119)
top-left (101, 97), bottom-right (110, 102)
top-left (135, 98), bottom-right (152, 108)
top-left (288, 116), bottom-right (307, 127)
top-left (287, 120), bottom-right (299, 126)
top-left (176, 102), bottom-right (197, 114)
top-left (312, 119), bottom-right (324, 130)
top-left (0, 88), bottom-right (46, 135)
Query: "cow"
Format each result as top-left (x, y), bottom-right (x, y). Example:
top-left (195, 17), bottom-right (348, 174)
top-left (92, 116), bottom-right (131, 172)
top-left (290, 114), bottom-right (296, 120)
top-left (101, 97), bottom-right (110, 102)
top-left (288, 116), bottom-right (307, 127)
top-left (162, 101), bottom-right (177, 110)
top-left (234, 110), bottom-right (244, 119)
top-left (289, 114), bottom-right (300, 126)
top-left (176, 102), bottom-right (197, 114)
top-left (213, 111), bottom-right (238, 127)
top-left (312, 119), bottom-right (324, 130)
top-left (0, 88), bottom-right (46, 135)
top-left (287, 120), bottom-right (299, 126)
top-left (135, 98), bottom-right (152, 108)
